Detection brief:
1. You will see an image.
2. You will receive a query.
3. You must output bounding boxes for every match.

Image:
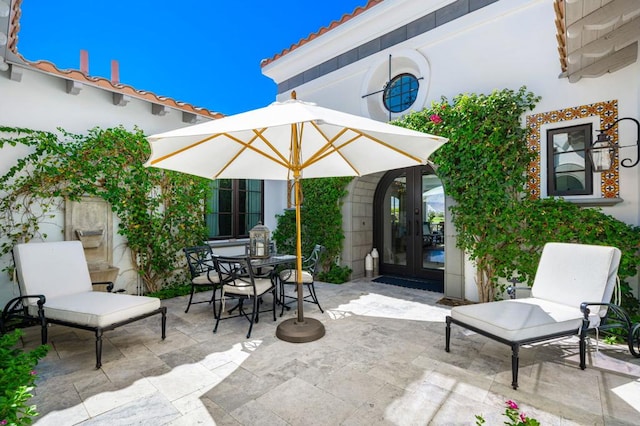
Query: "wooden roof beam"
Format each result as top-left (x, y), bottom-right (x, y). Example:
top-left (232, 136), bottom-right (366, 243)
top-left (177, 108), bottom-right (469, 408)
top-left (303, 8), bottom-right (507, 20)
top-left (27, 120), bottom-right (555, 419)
top-left (568, 16), bottom-right (640, 64)
top-left (567, 0), bottom-right (638, 38)
top-left (567, 41), bottom-right (637, 83)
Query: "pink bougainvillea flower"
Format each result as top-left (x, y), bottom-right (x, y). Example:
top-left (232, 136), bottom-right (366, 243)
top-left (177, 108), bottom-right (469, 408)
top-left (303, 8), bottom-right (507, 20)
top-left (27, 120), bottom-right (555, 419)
top-left (520, 412), bottom-right (528, 422)
top-left (506, 400), bottom-right (519, 410)
top-left (430, 114), bottom-right (442, 124)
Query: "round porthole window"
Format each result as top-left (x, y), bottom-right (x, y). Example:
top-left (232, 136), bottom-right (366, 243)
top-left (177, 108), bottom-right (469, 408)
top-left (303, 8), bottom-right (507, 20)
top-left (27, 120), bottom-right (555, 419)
top-left (383, 73), bottom-right (419, 113)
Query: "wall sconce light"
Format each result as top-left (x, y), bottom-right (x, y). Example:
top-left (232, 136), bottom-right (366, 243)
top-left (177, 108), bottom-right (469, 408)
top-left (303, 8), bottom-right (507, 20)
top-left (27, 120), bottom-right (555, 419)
top-left (588, 117), bottom-right (640, 172)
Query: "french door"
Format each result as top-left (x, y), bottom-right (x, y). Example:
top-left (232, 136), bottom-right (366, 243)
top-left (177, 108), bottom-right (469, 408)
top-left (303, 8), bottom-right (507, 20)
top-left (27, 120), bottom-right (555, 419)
top-left (373, 165), bottom-right (445, 282)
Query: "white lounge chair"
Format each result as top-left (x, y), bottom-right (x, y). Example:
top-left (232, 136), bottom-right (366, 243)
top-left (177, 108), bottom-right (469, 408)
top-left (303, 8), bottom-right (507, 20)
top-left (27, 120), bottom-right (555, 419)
top-left (445, 242), bottom-right (621, 389)
top-left (9, 241), bottom-right (166, 368)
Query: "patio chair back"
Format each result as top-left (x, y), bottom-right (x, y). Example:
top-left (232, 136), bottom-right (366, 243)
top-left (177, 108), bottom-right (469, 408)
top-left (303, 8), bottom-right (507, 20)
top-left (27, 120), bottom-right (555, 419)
top-left (531, 242), bottom-right (621, 317)
top-left (14, 241), bottom-right (92, 305)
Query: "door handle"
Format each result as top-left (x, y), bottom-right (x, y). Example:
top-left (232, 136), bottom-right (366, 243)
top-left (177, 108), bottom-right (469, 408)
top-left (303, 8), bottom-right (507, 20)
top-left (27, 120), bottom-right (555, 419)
top-left (416, 220), bottom-right (419, 236)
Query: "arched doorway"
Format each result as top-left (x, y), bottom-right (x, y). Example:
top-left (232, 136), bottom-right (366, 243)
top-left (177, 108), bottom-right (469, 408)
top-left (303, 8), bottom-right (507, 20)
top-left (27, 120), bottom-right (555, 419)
top-left (373, 165), bottom-right (445, 284)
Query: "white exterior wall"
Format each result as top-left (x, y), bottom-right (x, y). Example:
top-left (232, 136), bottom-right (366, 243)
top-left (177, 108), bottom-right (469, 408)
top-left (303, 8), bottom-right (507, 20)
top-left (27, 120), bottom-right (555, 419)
top-left (263, 0), bottom-right (640, 300)
top-left (0, 65), bottom-right (286, 304)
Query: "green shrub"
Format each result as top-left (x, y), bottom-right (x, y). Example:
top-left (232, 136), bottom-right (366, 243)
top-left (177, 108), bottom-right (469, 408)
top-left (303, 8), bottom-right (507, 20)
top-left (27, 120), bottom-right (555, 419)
top-left (0, 330), bottom-right (48, 425)
top-left (0, 126), bottom-right (210, 293)
top-left (272, 177), bottom-right (352, 278)
top-left (318, 264), bottom-right (353, 284)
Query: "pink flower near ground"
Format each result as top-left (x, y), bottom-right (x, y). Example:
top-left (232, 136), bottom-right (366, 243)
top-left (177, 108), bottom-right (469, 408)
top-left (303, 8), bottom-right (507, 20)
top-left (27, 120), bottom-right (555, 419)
top-left (506, 400), bottom-right (519, 410)
top-left (520, 412), bottom-right (528, 422)
top-left (430, 114), bottom-right (442, 124)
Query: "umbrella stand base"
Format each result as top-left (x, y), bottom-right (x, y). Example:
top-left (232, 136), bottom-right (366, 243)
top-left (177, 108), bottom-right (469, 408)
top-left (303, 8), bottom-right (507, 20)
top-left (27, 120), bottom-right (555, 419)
top-left (276, 317), bottom-right (325, 343)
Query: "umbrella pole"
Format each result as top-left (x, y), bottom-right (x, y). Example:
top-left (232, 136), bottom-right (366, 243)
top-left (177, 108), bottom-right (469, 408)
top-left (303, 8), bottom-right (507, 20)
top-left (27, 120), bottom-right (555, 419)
top-left (294, 177), bottom-right (305, 323)
top-left (275, 124), bottom-right (325, 343)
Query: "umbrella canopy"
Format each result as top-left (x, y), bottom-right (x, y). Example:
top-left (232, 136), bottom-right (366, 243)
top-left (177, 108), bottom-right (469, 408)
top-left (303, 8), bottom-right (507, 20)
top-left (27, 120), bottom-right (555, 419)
top-left (145, 98), bottom-right (447, 181)
top-left (145, 95), bottom-right (447, 343)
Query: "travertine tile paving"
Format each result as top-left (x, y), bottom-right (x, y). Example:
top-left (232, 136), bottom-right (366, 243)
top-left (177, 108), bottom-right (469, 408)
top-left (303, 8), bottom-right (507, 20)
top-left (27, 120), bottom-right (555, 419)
top-left (14, 278), bottom-right (640, 425)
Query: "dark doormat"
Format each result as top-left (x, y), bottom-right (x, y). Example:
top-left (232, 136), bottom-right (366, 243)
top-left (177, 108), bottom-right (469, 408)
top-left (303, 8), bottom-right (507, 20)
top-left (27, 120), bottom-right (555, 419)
top-left (372, 275), bottom-right (444, 293)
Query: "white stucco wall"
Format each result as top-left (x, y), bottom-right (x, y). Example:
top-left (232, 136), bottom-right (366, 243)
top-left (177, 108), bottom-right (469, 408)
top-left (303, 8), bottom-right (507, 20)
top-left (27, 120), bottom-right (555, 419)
top-left (0, 65), bottom-right (287, 304)
top-left (263, 0), bottom-right (640, 300)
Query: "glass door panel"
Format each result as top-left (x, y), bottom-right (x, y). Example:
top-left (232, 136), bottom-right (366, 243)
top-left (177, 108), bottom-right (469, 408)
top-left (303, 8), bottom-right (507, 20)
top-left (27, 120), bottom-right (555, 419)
top-left (382, 174), bottom-right (407, 266)
top-left (421, 174), bottom-right (445, 270)
top-left (375, 166), bottom-right (444, 282)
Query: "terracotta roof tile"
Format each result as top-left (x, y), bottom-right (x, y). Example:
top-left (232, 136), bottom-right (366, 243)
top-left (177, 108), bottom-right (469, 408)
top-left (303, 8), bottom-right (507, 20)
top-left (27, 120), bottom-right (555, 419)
top-left (7, 0), bottom-right (224, 120)
top-left (260, 0), bottom-right (383, 68)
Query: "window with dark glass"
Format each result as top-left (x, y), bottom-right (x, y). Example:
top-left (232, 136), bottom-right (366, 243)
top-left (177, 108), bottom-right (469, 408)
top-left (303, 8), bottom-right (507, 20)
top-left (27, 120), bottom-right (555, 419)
top-left (383, 73), bottom-right (419, 113)
top-left (206, 179), bottom-right (263, 239)
top-left (546, 124), bottom-right (593, 196)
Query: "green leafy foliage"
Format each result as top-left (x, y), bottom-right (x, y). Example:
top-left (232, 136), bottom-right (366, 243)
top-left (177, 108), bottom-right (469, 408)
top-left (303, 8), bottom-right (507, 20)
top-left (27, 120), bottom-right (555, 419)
top-left (318, 263), bottom-right (352, 284)
top-left (272, 177), bottom-right (352, 283)
top-left (394, 87), bottom-right (640, 305)
top-left (0, 126), bottom-right (210, 292)
top-left (0, 330), bottom-right (48, 425)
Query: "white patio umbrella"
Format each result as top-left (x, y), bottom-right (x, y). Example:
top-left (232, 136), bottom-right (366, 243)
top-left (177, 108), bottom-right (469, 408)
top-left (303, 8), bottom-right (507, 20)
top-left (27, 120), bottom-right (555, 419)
top-left (145, 93), bottom-right (447, 342)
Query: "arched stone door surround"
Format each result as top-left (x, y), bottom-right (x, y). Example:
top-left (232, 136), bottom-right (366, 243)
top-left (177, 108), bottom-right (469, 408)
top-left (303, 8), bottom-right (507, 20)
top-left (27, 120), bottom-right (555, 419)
top-left (340, 171), bottom-right (465, 300)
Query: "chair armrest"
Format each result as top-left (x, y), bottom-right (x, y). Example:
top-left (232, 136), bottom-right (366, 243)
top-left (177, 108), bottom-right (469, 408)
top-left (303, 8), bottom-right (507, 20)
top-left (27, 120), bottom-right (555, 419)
top-left (1, 294), bottom-right (46, 332)
top-left (581, 301), bottom-right (632, 330)
top-left (506, 285), bottom-right (531, 299)
top-left (92, 281), bottom-right (115, 292)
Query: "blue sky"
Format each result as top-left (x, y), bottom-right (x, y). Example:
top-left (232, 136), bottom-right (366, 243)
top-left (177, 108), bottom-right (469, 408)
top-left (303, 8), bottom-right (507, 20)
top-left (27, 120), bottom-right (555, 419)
top-left (16, 0), bottom-right (368, 116)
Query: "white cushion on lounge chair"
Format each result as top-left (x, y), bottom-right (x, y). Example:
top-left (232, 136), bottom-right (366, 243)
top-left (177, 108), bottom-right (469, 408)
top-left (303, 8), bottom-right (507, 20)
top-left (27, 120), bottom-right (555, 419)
top-left (27, 292), bottom-right (161, 328)
top-left (14, 240), bottom-right (93, 303)
top-left (13, 241), bottom-right (163, 328)
top-left (450, 242), bottom-right (621, 341)
top-left (451, 298), bottom-right (584, 341)
top-left (12, 240), bottom-right (167, 369)
top-left (531, 243), bottom-right (619, 317)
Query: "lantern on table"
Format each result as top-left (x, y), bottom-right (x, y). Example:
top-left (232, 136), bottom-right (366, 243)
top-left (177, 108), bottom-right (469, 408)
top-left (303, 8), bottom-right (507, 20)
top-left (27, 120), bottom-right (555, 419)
top-left (249, 221), bottom-right (270, 258)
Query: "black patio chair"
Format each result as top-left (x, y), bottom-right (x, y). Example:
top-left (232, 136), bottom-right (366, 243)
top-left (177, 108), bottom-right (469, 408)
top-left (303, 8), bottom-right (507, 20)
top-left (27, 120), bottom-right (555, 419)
top-left (183, 245), bottom-right (222, 314)
top-left (278, 244), bottom-right (325, 316)
top-left (213, 255), bottom-right (277, 338)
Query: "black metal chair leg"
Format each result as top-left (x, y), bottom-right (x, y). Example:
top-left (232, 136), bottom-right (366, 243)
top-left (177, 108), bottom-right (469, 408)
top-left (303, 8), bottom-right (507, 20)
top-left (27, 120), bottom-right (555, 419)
top-left (445, 317), bottom-right (451, 352)
top-left (95, 329), bottom-right (103, 369)
top-left (308, 283), bottom-right (323, 313)
top-left (185, 286), bottom-right (196, 313)
top-left (161, 307), bottom-right (167, 339)
top-left (247, 297), bottom-right (257, 338)
top-left (511, 343), bottom-right (519, 390)
top-left (579, 324), bottom-right (588, 370)
top-left (272, 289), bottom-right (277, 322)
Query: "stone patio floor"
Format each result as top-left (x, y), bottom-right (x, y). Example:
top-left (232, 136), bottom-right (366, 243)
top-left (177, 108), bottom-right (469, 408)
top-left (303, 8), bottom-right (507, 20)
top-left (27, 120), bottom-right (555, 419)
top-left (16, 278), bottom-right (640, 425)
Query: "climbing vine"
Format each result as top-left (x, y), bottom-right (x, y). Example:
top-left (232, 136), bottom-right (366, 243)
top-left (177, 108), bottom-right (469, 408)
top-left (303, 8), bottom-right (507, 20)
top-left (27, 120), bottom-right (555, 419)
top-left (0, 125), bottom-right (210, 292)
top-left (272, 177), bottom-right (352, 283)
top-left (394, 87), bottom-right (640, 307)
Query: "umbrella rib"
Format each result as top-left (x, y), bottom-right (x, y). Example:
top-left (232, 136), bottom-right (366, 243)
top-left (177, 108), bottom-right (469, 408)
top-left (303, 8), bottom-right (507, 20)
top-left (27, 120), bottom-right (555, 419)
top-left (214, 130), bottom-right (291, 176)
top-left (302, 124), bottom-right (425, 173)
top-left (251, 129), bottom-right (291, 166)
top-left (301, 125), bottom-right (359, 173)
top-left (148, 133), bottom-right (221, 165)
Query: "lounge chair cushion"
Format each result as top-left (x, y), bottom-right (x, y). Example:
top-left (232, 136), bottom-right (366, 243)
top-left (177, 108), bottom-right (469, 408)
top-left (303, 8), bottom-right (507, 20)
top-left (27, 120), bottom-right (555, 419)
top-left (27, 292), bottom-right (161, 328)
top-left (450, 298), bottom-right (585, 342)
top-left (14, 240), bottom-right (163, 328)
top-left (14, 240), bottom-right (93, 304)
top-left (531, 242), bottom-right (620, 316)
top-left (450, 243), bottom-right (621, 342)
